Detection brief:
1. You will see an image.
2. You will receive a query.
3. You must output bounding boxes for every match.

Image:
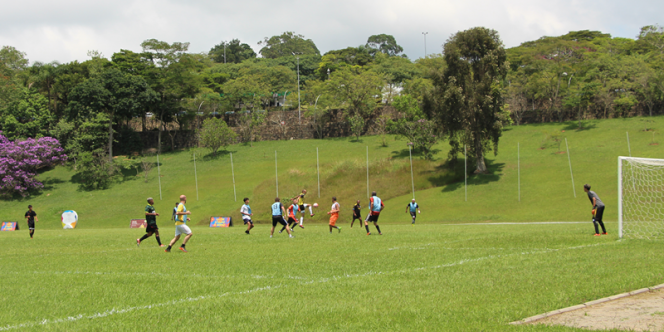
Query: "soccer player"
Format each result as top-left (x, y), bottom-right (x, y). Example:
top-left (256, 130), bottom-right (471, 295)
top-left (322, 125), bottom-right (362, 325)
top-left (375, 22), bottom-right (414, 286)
top-left (293, 189), bottom-right (314, 228)
top-left (24, 205), bottom-right (37, 239)
top-left (137, 197), bottom-right (164, 247)
top-left (171, 202), bottom-right (178, 221)
top-left (165, 195), bottom-right (193, 253)
top-left (365, 191), bottom-right (384, 235)
top-left (270, 197), bottom-right (294, 238)
top-left (280, 199), bottom-right (299, 233)
top-left (350, 200), bottom-right (362, 228)
top-left (406, 199), bottom-right (421, 225)
top-left (584, 184), bottom-right (607, 236)
top-left (328, 197), bottom-right (341, 233)
top-left (241, 198), bottom-right (254, 235)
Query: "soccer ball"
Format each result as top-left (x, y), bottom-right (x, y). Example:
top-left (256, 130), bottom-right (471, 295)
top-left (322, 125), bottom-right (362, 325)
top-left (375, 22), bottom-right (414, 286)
top-left (313, 203), bottom-right (318, 208)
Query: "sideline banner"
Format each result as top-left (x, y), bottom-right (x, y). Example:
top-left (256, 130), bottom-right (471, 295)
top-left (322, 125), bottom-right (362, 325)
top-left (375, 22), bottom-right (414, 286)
top-left (130, 219), bottom-right (147, 228)
top-left (62, 210), bottom-right (78, 229)
top-left (209, 217), bottom-right (232, 228)
top-left (1, 222), bottom-right (16, 231)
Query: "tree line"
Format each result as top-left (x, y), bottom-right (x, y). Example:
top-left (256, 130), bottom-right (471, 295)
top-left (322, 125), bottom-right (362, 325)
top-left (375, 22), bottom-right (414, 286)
top-left (0, 26), bottom-right (662, 195)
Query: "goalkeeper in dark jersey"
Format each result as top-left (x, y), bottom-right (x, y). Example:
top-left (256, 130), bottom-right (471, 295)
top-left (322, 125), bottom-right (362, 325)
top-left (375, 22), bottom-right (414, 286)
top-left (350, 200), bottom-right (362, 228)
top-left (584, 184), bottom-right (607, 236)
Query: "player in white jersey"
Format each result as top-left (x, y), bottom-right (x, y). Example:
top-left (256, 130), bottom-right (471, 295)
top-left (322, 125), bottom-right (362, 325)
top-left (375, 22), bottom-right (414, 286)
top-left (241, 198), bottom-right (254, 235)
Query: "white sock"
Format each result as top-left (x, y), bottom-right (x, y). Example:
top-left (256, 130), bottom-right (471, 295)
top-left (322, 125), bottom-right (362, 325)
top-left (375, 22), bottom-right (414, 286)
top-left (299, 216), bottom-right (303, 225)
top-left (308, 205), bottom-right (313, 214)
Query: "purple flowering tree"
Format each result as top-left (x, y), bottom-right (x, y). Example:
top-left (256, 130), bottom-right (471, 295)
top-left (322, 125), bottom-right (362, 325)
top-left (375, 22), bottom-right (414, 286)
top-left (0, 132), bottom-right (67, 197)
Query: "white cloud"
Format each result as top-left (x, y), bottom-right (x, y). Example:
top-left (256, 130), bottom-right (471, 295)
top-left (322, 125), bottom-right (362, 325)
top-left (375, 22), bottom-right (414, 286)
top-left (0, 0), bottom-right (661, 64)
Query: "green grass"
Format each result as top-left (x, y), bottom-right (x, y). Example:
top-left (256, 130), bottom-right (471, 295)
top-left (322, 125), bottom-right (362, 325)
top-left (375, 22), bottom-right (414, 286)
top-left (2, 116), bottom-right (663, 229)
top-left (1, 224), bottom-right (662, 331)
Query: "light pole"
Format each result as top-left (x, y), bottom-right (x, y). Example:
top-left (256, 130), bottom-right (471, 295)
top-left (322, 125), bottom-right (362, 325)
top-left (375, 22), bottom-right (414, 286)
top-left (327, 68), bottom-right (330, 80)
top-left (293, 52), bottom-right (303, 123)
top-left (223, 41), bottom-right (226, 64)
top-left (422, 32), bottom-right (428, 58)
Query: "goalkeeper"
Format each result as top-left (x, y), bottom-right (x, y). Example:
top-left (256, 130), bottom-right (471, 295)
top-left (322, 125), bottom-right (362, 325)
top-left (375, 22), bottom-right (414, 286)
top-left (584, 184), bottom-right (607, 236)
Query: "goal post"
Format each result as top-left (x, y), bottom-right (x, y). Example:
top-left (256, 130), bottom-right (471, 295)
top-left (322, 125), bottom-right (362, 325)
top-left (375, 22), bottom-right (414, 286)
top-left (618, 156), bottom-right (664, 239)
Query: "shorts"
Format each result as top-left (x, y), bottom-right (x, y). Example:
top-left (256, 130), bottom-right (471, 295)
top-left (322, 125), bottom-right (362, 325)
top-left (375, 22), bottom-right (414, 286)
top-left (299, 205), bottom-right (305, 212)
top-left (146, 224), bottom-right (159, 233)
top-left (410, 212), bottom-right (417, 219)
top-left (175, 224), bottom-right (192, 236)
top-left (367, 213), bottom-right (380, 223)
top-left (352, 213), bottom-right (361, 220)
top-left (287, 217), bottom-right (297, 224)
top-left (272, 216), bottom-right (287, 227)
top-left (243, 218), bottom-right (252, 225)
top-left (329, 213), bottom-right (338, 226)
top-left (28, 222), bottom-right (35, 230)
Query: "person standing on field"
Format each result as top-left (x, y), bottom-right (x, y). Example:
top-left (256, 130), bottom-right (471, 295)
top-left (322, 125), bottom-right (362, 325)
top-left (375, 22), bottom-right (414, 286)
top-left (584, 184), bottom-right (607, 236)
top-left (365, 191), bottom-right (384, 235)
top-left (350, 200), bottom-right (362, 228)
top-left (137, 197), bottom-right (164, 247)
top-left (293, 189), bottom-right (314, 228)
top-left (24, 205), bottom-right (37, 239)
top-left (280, 198), bottom-right (299, 233)
top-left (241, 198), bottom-right (254, 235)
top-left (328, 197), bottom-right (341, 233)
top-left (406, 199), bottom-right (421, 225)
top-left (165, 195), bottom-right (193, 253)
top-left (270, 197), bottom-right (294, 238)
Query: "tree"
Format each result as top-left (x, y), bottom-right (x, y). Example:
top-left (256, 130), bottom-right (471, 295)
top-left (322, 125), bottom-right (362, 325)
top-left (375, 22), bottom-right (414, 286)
top-left (0, 133), bottom-right (67, 197)
top-left (329, 67), bottom-right (384, 120)
top-left (67, 68), bottom-right (154, 161)
top-left (366, 34), bottom-right (405, 57)
top-left (425, 27), bottom-right (508, 173)
top-left (0, 88), bottom-right (51, 140)
top-left (372, 53), bottom-right (419, 103)
top-left (199, 117), bottom-right (237, 155)
top-left (237, 111), bottom-right (266, 143)
top-left (348, 115), bottom-right (365, 141)
top-left (390, 95), bottom-right (438, 159)
top-left (258, 32), bottom-right (320, 59)
top-left (209, 39), bottom-right (257, 63)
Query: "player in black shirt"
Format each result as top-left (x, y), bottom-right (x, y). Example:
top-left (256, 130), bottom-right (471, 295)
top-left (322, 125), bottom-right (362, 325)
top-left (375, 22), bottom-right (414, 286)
top-left (137, 197), bottom-right (164, 247)
top-left (350, 200), bottom-right (362, 228)
top-left (24, 205), bottom-right (37, 239)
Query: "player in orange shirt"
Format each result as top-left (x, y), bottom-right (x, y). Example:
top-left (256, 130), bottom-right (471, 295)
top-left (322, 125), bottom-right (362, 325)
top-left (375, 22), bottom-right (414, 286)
top-left (280, 198), bottom-right (300, 233)
top-left (328, 197), bottom-right (341, 233)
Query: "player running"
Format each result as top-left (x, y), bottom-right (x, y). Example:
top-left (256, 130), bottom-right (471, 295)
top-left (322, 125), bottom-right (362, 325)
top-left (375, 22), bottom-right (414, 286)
top-left (293, 189), bottom-right (314, 228)
top-left (328, 197), bottom-right (341, 233)
top-left (165, 195), bottom-right (193, 253)
top-left (24, 205), bottom-right (37, 239)
top-left (365, 191), bottom-right (384, 235)
top-left (241, 198), bottom-right (254, 235)
top-left (350, 200), bottom-right (362, 228)
top-left (270, 197), bottom-right (294, 238)
top-left (137, 197), bottom-right (164, 247)
top-left (406, 199), bottom-right (421, 225)
top-left (280, 199), bottom-right (299, 233)
top-left (584, 184), bottom-right (607, 236)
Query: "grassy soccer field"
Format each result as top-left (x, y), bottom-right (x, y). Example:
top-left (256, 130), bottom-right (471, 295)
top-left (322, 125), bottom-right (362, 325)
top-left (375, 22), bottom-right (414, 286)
top-left (1, 223), bottom-right (662, 331)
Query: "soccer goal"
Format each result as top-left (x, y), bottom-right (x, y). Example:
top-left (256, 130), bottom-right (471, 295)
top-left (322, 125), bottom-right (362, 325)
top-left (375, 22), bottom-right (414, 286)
top-left (618, 156), bottom-right (664, 239)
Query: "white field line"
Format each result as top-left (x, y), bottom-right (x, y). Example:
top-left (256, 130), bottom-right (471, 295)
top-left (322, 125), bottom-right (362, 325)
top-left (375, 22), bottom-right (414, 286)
top-left (0, 241), bottom-right (618, 331)
top-left (0, 270), bottom-right (306, 281)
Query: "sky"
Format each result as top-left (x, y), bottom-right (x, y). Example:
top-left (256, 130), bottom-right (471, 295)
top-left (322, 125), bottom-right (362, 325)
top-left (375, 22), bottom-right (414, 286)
top-left (0, 0), bottom-right (661, 64)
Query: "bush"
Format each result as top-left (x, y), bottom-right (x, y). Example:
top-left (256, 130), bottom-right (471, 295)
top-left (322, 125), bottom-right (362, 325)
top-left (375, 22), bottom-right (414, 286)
top-left (0, 133), bottom-right (67, 197)
top-left (76, 150), bottom-right (117, 190)
top-left (349, 115), bottom-right (365, 141)
top-left (199, 118), bottom-right (237, 155)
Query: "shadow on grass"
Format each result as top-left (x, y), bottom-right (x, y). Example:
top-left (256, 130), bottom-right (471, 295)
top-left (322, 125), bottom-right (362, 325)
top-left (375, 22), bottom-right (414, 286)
top-left (200, 149), bottom-right (235, 161)
top-left (428, 158), bottom-right (505, 192)
top-left (563, 121), bottom-right (597, 132)
top-left (390, 148), bottom-right (442, 160)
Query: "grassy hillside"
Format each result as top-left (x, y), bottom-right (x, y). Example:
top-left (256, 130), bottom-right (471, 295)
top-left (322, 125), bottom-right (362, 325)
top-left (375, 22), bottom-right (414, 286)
top-left (2, 116), bottom-right (663, 229)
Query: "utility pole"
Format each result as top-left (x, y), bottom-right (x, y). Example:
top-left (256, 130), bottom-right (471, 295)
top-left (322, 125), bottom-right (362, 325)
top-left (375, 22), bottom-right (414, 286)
top-left (422, 32), bottom-right (428, 58)
top-left (223, 41), bottom-right (226, 64)
top-left (293, 52), bottom-right (303, 124)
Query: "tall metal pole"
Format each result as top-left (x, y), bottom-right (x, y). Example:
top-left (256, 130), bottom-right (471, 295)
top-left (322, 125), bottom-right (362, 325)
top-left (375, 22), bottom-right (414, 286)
top-left (518, 142), bottom-right (521, 202)
top-left (366, 146), bottom-right (369, 198)
top-left (230, 152), bottom-right (237, 202)
top-left (317, 147), bottom-right (321, 198)
top-left (275, 150), bottom-right (279, 197)
top-left (626, 132), bottom-right (632, 157)
top-left (296, 55), bottom-right (301, 123)
top-left (565, 138), bottom-right (576, 198)
top-left (157, 154), bottom-right (162, 200)
top-left (194, 152), bottom-right (199, 200)
top-left (223, 42), bottom-right (226, 64)
top-left (409, 145), bottom-right (415, 199)
top-left (618, 157), bottom-right (623, 238)
top-left (422, 32), bottom-right (428, 57)
top-left (464, 145), bottom-right (467, 202)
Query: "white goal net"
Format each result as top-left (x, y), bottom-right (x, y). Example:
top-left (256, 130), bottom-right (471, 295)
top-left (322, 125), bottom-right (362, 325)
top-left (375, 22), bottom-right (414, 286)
top-left (619, 156), bottom-right (664, 239)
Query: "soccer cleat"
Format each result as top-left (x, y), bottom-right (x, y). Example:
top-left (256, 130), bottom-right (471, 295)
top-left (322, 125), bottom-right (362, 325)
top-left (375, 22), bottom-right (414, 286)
top-left (367, 232), bottom-right (371, 235)
top-left (379, 233), bottom-right (382, 235)
top-left (602, 232), bottom-right (608, 235)
top-left (245, 230), bottom-right (250, 234)
top-left (165, 248), bottom-right (171, 253)
top-left (289, 234), bottom-right (294, 238)
top-left (270, 235), bottom-right (273, 238)
top-left (136, 239), bottom-right (140, 247)
top-left (299, 225), bottom-right (305, 229)
top-left (338, 227), bottom-right (342, 233)
top-left (594, 234), bottom-right (601, 236)
top-left (159, 244), bottom-right (165, 247)
top-left (310, 214), bottom-right (315, 217)
top-left (179, 247), bottom-right (188, 253)
top-left (278, 230), bottom-right (283, 233)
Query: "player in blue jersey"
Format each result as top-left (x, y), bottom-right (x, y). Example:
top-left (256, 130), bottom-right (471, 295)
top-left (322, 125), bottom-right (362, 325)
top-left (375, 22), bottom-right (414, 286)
top-left (270, 197), bottom-right (294, 238)
top-left (365, 191), bottom-right (384, 235)
top-left (406, 199), bottom-right (421, 225)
